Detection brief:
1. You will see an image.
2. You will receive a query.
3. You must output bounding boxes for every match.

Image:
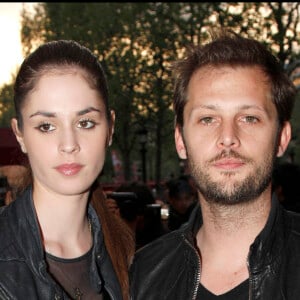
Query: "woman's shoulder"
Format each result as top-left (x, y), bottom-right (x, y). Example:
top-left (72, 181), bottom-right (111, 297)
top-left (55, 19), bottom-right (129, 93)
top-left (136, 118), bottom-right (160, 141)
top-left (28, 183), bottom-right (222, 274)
top-left (0, 189), bottom-right (33, 257)
top-left (0, 203), bottom-right (19, 255)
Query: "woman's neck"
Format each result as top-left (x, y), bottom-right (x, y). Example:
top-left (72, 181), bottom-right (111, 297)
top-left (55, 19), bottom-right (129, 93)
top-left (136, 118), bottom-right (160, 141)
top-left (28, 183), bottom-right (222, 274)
top-left (32, 185), bottom-right (92, 258)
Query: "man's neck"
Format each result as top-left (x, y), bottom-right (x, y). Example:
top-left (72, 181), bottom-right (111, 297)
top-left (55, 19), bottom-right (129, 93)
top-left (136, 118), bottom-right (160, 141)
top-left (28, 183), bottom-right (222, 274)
top-left (195, 191), bottom-right (272, 295)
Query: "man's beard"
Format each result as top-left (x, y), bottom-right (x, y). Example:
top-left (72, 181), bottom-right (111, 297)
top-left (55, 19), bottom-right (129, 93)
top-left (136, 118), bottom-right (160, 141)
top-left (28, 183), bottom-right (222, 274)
top-left (187, 149), bottom-right (276, 205)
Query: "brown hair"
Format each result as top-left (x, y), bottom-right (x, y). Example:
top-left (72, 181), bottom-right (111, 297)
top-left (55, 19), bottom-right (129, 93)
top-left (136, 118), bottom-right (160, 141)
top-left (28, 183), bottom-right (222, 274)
top-left (172, 29), bottom-right (296, 128)
top-left (90, 185), bottom-right (135, 300)
top-left (14, 40), bottom-right (111, 130)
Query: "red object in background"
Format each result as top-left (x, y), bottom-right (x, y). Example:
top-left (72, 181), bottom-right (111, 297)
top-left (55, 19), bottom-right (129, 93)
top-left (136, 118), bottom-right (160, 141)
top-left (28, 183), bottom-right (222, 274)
top-left (0, 128), bottom-right (28, 166)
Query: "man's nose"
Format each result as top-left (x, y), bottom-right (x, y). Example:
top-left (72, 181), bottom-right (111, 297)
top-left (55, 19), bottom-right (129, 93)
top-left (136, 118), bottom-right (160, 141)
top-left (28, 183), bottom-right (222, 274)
top-left (216, 120), bottom-right (240, 149)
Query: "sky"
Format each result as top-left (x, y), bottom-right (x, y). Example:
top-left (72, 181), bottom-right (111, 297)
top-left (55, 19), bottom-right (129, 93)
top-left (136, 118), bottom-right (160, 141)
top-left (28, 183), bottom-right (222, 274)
top-left (0, 3), bottom-right (36, 86)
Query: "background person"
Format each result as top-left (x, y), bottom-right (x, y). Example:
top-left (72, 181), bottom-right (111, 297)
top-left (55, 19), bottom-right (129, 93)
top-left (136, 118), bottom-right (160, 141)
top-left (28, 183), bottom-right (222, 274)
top-left (272, 162), bottom-right (300, 213)
top-left (106, 181), bottom-right (167, 250)
top-left (130, 29), bottom-right (300, 299)
top-left (0, 40), bottom-right (134, 300)
top-left (167, 177), bottom-right (197, 231)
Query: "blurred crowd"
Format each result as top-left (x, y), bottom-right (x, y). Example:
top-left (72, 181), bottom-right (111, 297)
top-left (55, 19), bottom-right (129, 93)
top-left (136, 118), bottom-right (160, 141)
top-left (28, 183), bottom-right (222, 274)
top-left (1, 162), bottom-right (300, 250)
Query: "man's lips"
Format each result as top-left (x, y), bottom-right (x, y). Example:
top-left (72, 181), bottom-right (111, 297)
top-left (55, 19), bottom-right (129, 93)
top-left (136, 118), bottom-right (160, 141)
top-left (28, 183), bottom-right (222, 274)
top-left (213, 158), bottom-right (245, 170)
top-left (55, 163), bottom-right (83, 176)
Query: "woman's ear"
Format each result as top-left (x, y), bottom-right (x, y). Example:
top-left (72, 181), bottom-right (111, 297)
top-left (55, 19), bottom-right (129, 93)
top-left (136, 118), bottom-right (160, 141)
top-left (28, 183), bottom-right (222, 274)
top-left (175, 125), bottom-right (187, 159)
top-left (11, 118), bottom-right (27, 153)
top-left (107, 110), bottom-right (115, 147)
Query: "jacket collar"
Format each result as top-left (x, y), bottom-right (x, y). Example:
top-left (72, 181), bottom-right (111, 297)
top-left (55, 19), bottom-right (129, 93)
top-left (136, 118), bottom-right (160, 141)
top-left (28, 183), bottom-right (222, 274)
top-left (183, 194), bottom-right (288, 272)
top-left (8, 186), bottom-right (105, 277)
top-left (3, 185), bottom-right (122, 298)
top-left (248, 194), bottom-right (288, 273)
top-left (8, 185), bottom-right (46, 277)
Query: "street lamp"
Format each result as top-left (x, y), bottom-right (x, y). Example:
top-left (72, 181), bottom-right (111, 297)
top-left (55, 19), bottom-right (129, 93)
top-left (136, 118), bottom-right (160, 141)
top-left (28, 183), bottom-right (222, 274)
top-left (137, 128), bottom-right (148, 183)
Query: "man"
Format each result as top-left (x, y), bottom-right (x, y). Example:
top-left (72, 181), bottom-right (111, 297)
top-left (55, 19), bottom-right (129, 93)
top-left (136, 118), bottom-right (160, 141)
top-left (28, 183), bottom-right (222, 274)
top-left (129, 30), bottom-right (300, 299)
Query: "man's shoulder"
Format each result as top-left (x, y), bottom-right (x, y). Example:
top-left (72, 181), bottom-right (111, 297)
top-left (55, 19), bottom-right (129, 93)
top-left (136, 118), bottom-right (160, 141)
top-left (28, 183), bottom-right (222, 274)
top-left (130, 226), bottom-right (193, 276)
top-left (129, 225), bottom-right (199, 298)
top-left (135, 229), bottom-right (183, 256)
top-left (285, 209), bottom-right (300, 233)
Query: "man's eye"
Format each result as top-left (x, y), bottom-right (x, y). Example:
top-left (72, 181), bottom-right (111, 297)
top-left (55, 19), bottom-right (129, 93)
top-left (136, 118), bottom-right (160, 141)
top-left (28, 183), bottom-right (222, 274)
top-left (78, 119), bottom-right (95, 129)
top-left (200, 117), bottom-right (214, 124)
top-left (243, 116), bottom-right (259, 123)
top-left (38, 123), bottom-right (55, 132)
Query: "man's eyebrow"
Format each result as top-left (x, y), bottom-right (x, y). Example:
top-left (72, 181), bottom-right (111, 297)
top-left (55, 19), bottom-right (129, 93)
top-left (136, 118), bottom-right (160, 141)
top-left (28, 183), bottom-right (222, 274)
top-left (192, 104), bottom-right (266, 111)
top-left (237, 104), bottom-right (265, 111)
top-left (29, 107), bottom-right (102, 118)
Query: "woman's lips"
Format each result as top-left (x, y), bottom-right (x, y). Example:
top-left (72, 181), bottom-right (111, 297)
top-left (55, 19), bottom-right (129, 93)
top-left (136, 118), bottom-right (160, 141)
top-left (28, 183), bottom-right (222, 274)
top-left (55, 163), bottom-right (83, 176)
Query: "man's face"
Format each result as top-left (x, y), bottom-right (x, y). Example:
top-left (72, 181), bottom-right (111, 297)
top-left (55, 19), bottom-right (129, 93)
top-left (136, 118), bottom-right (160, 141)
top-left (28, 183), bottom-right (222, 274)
top-left (175, 66), bottom-right (291, 205)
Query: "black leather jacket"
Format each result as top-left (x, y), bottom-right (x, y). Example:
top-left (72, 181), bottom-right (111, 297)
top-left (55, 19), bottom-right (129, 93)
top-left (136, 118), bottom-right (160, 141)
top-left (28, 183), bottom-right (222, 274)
top-left (0, 186), bottom-right (122, 300)
top-left (130, 195), bottom-right (300, 299)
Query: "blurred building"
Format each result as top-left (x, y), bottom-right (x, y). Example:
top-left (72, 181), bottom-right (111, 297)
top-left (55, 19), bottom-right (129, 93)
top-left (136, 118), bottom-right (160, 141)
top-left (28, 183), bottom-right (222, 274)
top-left (0, 127), bottom-right (27, 166)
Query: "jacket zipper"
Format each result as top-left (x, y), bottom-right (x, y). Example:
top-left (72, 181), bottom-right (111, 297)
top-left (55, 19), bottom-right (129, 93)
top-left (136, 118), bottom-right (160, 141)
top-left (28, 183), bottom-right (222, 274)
top-left (186, 237), bottom-right (253, 300)
top-left (246, 249), bottom-right (252, 300)
top-left (184, 237), bottom-right (201, 300)
top-left (105, 286), bottom-right (115, 300)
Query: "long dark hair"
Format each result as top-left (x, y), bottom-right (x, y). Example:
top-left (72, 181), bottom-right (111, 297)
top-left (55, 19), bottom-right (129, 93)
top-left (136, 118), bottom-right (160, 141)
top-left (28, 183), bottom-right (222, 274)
top-left (90, 185), bottom-right (135, 299)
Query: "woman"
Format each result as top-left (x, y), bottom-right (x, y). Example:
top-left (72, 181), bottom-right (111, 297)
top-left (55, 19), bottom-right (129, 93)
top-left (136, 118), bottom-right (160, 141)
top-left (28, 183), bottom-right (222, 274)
top-left (0, 40), bottom-right (134, 299)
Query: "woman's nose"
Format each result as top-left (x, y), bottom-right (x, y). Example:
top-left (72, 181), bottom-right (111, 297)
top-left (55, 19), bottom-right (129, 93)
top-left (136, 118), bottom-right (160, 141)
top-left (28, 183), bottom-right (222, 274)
top-left (58, 128), bottom-right (80, 154)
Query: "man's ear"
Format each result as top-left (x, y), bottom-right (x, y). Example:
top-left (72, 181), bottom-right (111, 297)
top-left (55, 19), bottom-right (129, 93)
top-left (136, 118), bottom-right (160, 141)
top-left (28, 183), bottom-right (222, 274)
top-left (107, 110), bottom-right (115, 147)
top-left (276, 121), bottom-right (292, 157)
top-left (11, 118), bottom-right (27, 153)
top-left (175, 125), bottom-right (187, 159)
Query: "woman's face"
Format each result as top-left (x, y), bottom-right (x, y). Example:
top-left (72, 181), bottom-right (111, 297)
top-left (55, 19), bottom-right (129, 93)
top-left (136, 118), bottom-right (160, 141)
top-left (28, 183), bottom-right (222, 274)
top-left (12, 69), bottom-right (114, 197)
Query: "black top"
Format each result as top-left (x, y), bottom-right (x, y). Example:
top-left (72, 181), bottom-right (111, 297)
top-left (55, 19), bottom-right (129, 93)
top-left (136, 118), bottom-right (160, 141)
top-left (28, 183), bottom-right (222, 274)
top-left (46, 247), bottom-right (103, 300)
top-left (197, 279), bottom-right (249, 299)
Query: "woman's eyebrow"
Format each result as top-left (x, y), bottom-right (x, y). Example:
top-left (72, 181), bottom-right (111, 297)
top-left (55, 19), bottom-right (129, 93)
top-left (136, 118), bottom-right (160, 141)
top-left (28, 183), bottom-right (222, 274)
top-left (29, 111), bottom-right (56, 118)
top-left (77, 107), bottom-right (102, 116)
top-left (29, 107), bottom-right (102, 118)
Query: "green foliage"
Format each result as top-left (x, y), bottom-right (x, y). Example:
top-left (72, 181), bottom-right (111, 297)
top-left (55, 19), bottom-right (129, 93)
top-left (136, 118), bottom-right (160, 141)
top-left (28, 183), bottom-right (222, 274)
top-left (2, 2), bottom-right (299, 183)
top-left (0, 83), bottom-right (14, 127)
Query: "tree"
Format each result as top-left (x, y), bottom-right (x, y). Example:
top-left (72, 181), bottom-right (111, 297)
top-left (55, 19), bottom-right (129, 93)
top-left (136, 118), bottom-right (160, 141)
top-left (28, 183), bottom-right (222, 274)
top-left (20, 3), bottom-right (162, 181)
top-left (5, 2), bottom-right (300, 181)
top-left (213, 3), bottom-right (300, 67)
top-left (0, 83), bottom-right (14, 127)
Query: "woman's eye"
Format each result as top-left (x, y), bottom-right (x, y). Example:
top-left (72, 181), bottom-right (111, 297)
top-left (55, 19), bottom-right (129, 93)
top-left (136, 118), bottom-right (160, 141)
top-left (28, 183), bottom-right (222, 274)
top-left (78, 119), bottom-right (95, 129)
top-left (38, 123), bottom-right (55, 132)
